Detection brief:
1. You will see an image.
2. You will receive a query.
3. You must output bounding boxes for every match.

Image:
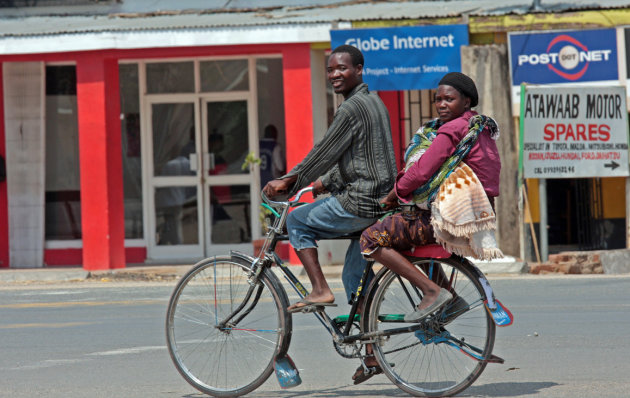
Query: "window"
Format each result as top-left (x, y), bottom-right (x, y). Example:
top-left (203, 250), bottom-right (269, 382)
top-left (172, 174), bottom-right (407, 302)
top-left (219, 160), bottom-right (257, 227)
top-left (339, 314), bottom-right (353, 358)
top-left (200, 60), bottom-right (249, 92)
top-left (45, 65), bottom-right (81, 240)
top-left (256, 58), bottom-right (286, 186)
top-left (146, 62), bottom-right (194, 94)
top-left (119, 63), bottom-right (143, 239)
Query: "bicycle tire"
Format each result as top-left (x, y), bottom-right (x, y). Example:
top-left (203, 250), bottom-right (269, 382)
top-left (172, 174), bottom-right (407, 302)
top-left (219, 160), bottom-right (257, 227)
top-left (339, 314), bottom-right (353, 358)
top-left (165, 255), bottom-right (291, 397)
top-left (362, 256), bottom-right (495, 397)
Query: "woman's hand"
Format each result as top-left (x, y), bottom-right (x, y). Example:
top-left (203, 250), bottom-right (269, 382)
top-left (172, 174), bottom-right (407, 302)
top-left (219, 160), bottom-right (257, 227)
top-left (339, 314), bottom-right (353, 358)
top-left (379, 189), bottom-right (398, 210)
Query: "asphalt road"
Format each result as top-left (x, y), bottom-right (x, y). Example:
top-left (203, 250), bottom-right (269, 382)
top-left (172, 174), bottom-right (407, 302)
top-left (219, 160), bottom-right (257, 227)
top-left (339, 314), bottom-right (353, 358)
top-left (1, 274), bottom-right (629, 397)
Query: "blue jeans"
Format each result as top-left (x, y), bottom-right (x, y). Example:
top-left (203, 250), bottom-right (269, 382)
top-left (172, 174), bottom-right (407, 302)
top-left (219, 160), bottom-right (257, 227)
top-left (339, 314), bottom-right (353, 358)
top-left (286, 196), bottom-right (377, 303)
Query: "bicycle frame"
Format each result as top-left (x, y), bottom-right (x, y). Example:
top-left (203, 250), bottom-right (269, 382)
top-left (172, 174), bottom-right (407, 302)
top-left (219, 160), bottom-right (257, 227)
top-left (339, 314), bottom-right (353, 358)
top-left (219, 186), bottom-right (503, 363)
top-left (215, 186), bottom-right (376, 344)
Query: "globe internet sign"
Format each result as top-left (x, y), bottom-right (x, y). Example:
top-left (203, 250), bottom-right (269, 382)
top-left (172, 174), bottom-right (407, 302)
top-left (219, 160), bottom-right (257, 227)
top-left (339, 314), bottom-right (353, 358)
top-left (344, 33), bottom-right (456, 52)
top-left (330, 25), bottom-right (469, 91)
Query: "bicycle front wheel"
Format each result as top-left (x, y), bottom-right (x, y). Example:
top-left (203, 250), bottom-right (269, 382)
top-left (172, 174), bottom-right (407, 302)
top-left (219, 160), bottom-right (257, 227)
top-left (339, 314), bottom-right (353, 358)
top-left (166, 255), bottom-right (291, 397)
top-left (363, 256), bottom-right (495, 397)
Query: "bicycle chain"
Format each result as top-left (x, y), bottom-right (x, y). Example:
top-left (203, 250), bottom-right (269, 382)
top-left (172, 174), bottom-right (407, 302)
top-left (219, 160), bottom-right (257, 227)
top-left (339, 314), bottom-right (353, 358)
top-left (332, 321), bottom-right (363, 359)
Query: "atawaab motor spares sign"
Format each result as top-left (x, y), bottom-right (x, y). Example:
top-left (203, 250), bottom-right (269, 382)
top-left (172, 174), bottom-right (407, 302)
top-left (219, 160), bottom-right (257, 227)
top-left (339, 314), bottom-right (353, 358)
top-left (522, 85), bottom-right (629, 178)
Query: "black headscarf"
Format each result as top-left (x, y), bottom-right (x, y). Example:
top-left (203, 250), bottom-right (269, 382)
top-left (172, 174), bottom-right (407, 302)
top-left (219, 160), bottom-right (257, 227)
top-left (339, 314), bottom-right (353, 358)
top-left (438, 72), bottom-right (479, 107)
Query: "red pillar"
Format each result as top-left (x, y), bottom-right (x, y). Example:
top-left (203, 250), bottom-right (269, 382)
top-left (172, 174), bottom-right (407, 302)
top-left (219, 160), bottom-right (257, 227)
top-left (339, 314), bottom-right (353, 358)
top-left (0, 64), bottom-right (8, 268)
top-left (282, 44), bottom-right (314, 265)
top-left (379, 90), bottom-right (404, 169)
top-left (76, 55), bottom-right (125, 271)
top-left (282, 44), bottom-right (314, 168)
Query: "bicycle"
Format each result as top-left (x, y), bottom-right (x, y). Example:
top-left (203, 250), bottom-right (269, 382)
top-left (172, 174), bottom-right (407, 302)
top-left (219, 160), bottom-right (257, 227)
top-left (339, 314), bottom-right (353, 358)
top-left (166, 186), bottom-right (513, 397)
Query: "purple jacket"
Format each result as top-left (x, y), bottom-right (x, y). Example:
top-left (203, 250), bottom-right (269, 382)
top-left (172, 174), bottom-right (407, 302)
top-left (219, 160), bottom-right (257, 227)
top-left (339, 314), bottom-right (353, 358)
top-left (396, 110), bottom-right (501, 201)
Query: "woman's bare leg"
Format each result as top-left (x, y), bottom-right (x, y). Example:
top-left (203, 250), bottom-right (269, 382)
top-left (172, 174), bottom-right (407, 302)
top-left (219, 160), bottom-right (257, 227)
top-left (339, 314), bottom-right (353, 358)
top-left (354, 247), bottom-right (443, 381)
top-left (369, 247), bottom-right (441, 310)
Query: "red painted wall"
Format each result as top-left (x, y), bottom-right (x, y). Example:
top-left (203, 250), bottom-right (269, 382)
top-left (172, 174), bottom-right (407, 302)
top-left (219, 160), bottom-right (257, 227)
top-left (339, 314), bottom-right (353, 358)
top-left (0, 44), bottom-right (298, 64)
top-left (0, 64), bottom-right (8, 268)
top-left (44, 247), bottom-right (147, 266)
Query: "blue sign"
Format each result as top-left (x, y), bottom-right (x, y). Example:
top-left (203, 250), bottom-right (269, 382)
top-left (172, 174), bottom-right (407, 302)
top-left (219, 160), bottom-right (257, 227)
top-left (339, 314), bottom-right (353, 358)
top-left (509, 29), bottom-right (618, 86)
top-left (330, 25), bottom-right (469, 91)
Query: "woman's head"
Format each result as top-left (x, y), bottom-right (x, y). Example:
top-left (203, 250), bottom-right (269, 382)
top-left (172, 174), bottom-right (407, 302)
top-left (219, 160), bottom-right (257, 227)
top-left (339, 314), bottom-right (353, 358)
top-left (435, 72), bottom-right (478, 123)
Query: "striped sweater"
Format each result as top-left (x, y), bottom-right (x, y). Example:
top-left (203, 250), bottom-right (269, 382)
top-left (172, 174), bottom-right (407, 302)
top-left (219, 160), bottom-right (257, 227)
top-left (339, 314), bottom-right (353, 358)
top-left (285, 83), bottom-right (397, 218)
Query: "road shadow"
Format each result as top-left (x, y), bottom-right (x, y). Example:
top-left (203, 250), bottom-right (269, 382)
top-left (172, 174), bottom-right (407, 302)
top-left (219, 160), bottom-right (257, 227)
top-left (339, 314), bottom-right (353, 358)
top-left (218, 380), bottom-right (561, 397)
top-left (464, 381), bottom-right (560, 396)
top-left (248, 384), bottom-right (405, 397)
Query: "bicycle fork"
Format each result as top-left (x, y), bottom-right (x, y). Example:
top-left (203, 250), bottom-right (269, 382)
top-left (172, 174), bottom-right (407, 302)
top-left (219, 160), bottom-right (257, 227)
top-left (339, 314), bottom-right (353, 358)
top-left (214, 252), bottom-right (269, 331)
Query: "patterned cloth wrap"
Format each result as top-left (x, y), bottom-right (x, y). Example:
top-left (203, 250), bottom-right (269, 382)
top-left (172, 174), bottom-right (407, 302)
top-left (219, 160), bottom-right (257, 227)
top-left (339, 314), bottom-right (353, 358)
top-left (403, 115), bottom-right (499, 209)
top-left (402, 115), bottom-right (503, 260)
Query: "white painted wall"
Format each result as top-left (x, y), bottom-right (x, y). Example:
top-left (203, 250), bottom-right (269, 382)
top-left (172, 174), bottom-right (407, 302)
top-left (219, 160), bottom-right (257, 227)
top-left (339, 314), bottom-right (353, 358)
top-left (3, 62), bottom-right (45, 268)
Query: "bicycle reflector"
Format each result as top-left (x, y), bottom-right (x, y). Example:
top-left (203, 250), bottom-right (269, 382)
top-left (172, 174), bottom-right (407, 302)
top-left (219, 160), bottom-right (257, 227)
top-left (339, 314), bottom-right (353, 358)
top-left (484, 298), bottom-right (514, 327)
top-left (274, 354), bottom-right (302, 389)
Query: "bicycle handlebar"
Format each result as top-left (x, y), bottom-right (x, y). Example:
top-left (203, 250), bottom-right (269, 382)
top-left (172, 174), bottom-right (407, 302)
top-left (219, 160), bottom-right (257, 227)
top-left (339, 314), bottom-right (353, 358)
top-left (261, 186), bottom-right (313, 208)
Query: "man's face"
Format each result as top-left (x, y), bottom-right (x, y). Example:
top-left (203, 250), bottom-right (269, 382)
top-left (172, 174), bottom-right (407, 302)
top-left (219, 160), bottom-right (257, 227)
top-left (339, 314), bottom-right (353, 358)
top-left (327, 52), bottom-right (362, 98)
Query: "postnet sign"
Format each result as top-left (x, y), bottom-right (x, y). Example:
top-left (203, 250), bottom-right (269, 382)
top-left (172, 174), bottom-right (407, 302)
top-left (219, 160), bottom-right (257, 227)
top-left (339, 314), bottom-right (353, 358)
top-left (522, 85), bottom-right (629, 178)
top-left (330, 25), bottom-right (468, 91)
top-left (509, 29), bottom-right (618, 86)
top-left (508, 29), bottom-right (619, 114)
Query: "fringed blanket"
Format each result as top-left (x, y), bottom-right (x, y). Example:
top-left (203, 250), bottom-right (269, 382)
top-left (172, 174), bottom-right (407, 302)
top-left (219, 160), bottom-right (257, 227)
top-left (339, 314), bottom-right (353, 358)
top-left (430, 163), bottom-right (503, 260)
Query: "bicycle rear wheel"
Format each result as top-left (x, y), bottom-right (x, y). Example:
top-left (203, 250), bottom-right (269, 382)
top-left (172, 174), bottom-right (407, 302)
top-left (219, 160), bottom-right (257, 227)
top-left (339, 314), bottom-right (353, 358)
top-left (166, 255), bottom-right (291, 397)
top-left (363, 256), bottom-right (495, 397)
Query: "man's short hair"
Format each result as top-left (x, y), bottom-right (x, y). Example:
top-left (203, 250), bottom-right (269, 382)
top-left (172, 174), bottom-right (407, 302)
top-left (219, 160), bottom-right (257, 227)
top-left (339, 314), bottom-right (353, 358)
top-left (331, 45), bottom-right (364, 67)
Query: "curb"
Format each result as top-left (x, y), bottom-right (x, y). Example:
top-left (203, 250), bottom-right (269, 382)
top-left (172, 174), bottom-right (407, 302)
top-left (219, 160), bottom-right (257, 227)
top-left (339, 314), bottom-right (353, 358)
top-left (0, 256), bottom-right (529, 284)
top-left (0, 265), bottom-right (191, 284)
top-left (0, 268), bottom-right (90, 283)
top-left (472, 256), bottom-right (529, 274)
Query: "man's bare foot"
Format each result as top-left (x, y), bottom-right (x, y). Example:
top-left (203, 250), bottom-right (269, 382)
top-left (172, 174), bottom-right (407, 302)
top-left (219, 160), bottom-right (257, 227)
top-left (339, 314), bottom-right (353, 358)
top-left (287, 292), bottom-right (335, 311)
top-left (352, 345), bottom-right (385, 384)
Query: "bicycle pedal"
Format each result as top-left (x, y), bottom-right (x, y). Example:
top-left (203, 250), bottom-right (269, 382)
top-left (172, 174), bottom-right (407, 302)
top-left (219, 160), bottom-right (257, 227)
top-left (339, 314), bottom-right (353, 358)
top-left (300, 305), bottom-right (325, 313)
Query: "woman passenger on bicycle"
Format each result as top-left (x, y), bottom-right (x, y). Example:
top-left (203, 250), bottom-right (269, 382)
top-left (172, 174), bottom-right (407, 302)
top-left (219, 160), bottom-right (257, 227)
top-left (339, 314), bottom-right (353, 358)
top-left (360, 72), bottom-right (502, 323)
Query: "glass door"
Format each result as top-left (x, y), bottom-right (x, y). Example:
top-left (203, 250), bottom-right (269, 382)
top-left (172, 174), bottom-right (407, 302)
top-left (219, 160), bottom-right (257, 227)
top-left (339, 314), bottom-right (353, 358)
top-left (146, 95), bottom-right (256, 260)
top-left (201, 95), bottom-right (255, 257)
top-left (146, 99), bottom-right (203, 260)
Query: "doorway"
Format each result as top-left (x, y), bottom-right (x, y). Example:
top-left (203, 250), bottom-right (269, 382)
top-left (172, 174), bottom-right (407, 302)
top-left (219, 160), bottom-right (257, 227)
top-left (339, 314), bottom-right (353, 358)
top-left (547, 178), bottom-right (605, 253)
top-left (135, 56), bottom-right (286, 262)
top-left (146, 95), bottom-right (255, 260)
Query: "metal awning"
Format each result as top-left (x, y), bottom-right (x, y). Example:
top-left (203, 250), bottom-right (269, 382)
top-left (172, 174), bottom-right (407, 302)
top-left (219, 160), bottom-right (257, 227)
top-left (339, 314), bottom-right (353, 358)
top-left (1, 0), bottom-right (629, 55)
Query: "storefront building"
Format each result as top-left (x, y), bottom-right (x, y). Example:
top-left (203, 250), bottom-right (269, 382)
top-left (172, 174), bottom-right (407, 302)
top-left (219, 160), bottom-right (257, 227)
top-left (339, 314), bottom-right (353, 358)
top-left (2, 1), bottom-right (630, 270)
top-left (0, 3), bottom-right (360, 270)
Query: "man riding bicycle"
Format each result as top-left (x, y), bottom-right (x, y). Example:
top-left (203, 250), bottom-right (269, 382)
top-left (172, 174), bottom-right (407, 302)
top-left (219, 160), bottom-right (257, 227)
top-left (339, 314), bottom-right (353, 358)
top-left (262, 44), bottom-right (396, 314)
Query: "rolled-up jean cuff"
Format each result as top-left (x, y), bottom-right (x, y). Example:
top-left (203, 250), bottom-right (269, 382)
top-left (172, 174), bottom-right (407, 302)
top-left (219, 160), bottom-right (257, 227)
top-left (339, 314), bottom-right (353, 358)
top-left (294, 246), bottom-right (318, 251)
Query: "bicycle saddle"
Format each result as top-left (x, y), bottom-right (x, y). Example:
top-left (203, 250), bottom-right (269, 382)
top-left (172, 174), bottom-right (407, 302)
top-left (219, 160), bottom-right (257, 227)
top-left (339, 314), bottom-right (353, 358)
top-left (401, 244), bottom-right (451, 258)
